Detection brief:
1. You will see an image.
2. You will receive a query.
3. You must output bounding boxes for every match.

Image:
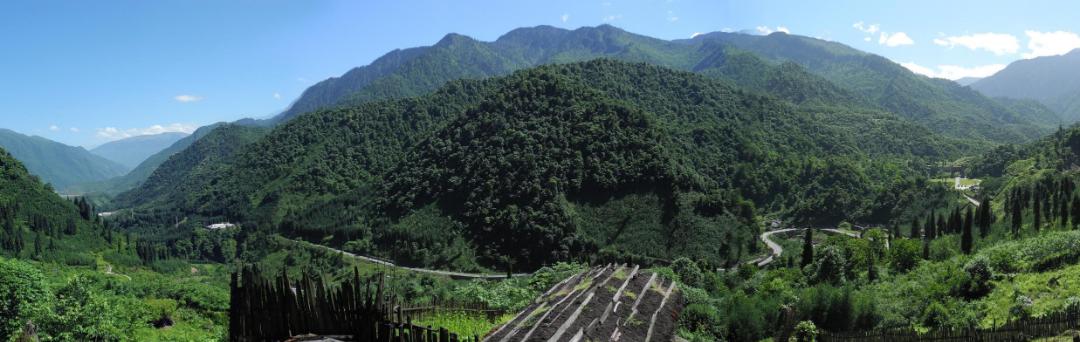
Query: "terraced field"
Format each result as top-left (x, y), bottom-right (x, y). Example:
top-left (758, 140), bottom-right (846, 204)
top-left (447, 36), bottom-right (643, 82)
top-left (484, 264), bottom-right (683, 342)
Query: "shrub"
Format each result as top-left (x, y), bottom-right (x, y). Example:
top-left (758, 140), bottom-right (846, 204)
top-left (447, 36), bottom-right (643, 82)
top-left (809, 246), bottom-right (847, 285)
top-left (150, 259), bottom-right (189, 274)
top-left (681, 303), bottom-right (721, 338)
top-left (890, 239), bottom-right (921, 273)
top-left (959, 255), bottom-right (994, 299)
top-left (673, 257), bottom-right (705, 287)
top-left (791, 320), bottom-right (818, 342)
top-left (0, 258), bottom-right (49, 339)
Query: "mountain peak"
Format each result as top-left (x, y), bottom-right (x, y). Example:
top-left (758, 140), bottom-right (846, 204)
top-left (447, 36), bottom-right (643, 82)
top-left (434, 32), bottom-right (478, 47)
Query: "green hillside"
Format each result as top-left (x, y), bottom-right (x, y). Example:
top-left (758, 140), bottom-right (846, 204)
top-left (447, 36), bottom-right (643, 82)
top-left (0, 128), bottom-right (129, 191)
top-left (0, 145), bottom-right (231, 340)
top-left (267, 25), bottom-right (1047, 148)
top-left (69, 123), bottom-right (226, 196)
top-left (117, 60), bottom-right (955, 271)
top-left (688, 31), bottom-right (1058, 144)
top-left (971, 49), bottom-right (1080, 122)
top-left (112, 124), bottom-right (268, 214)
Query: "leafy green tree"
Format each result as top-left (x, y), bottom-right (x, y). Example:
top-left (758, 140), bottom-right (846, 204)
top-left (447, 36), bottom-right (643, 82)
top-left (0, 258), bottom-right (48, 339)
top-left (809, 245), bottom-right (847, 285)
top-left (961, 255), bottom-right (994, 298)
top-left (791, 320), bottom-right (818, 342)
top-left (672, 258), bottom-right (704, 288)
top-left (38, 277), bottom-right (132, 341)
top-left (889, 239), bottom-right (921, 273)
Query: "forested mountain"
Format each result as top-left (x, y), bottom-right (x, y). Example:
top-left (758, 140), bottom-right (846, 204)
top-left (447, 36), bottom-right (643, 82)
top-left (70, 124), bottom-right (225, 195)
top-left (119, 60), bottom-right (953, 270)
top-left (971, 49), bottom-right (1080, 122)
top-left (954, 77), bottom-right (982, 86)
top-left (112, 124), bottom-right (268, 212)
top-left (89, 132), bottom-right (188, 169)
top-left (268, 25), bottom-right (1053, 147)
top-left (0, 128), bottom-right (128, 191)
top-left (687, 31), bottom-right (1059, 143)
top-left (0, 147), bottom-right (96, 240)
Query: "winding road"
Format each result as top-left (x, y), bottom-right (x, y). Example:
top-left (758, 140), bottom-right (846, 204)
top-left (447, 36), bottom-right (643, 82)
top-left (750, 228), bottom-right (862, 268)
top-left (286, 238), bottom-right (530, 280)
top-left (955, 176), bottom-right (981, 206)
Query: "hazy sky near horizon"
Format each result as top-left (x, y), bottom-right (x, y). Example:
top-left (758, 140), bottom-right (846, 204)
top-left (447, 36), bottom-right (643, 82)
top-left (2, 0), bottom-right (1079, 147)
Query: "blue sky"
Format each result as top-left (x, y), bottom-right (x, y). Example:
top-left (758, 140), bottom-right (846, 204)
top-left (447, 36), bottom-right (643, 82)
top-left (3, 0), bottom-right (1080, 147)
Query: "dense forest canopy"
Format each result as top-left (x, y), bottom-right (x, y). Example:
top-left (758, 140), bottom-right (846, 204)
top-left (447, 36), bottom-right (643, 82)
top-left (113, 59), bottom-right (958, 271)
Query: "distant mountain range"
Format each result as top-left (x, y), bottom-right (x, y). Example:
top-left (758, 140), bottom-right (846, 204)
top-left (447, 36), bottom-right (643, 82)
top-left (0, 128), bottom-right (128, 191)
top-left (67, 124), bottom-right (225, 195)
top-left (265, 25), bottom-right (1054, 145)
top-left (90, 132), bottom-right (189, 169)
top-left (954, 77), bottom-right (982, 86)
top-left (971, 49), bottom-right (1080, 122)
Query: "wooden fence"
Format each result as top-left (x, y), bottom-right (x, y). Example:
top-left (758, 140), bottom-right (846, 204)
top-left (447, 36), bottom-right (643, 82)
top-left (230, 265), bottom-right (480, 342)
top-left (820, 307), bottom-right (1080, 341)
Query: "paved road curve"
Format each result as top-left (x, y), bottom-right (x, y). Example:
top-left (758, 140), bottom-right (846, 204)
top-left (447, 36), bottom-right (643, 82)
top-left (751, 228), bottom-right (861, 268)
top-left (287, 238), bottom-right (530, 280)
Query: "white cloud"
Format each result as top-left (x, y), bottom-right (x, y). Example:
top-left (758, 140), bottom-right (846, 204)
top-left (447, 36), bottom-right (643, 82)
top-left (69, 127), bottom-right (79, 133)
top-left (601, 14), bottom-right (622, 22)
top-left (95, 123), bottom-right (197, 141)
top-left (852, 21), bottom-right (880, 34)
top-left (755, 26), bottom-right (790, 35)
top-left (49, 125), bottom-right (59, 131)
top-left (901, 61), bottom-right (1006, 80)
top-left (561, 14), bottom-right (569, 23)
top-left (900, 62), bottom-right (937, 77)
top-left (721, 28), bottom-right (733, 33)
top-left (173, 94), bottom-right (203, 103)
top-left (863, 37), bottom-right (871, 42)
top-left (667, 11), bottom-right (678, 22)
top-left (1023, 30), bottom-right (1080, 58)
top-left (691, 32), bottom-right (704, 38)
top-left (932, 33), bottom-right (1019, 55)
top-left (273, 92), bottom-right (282, 100)
top-left (879, 31), bottom-right (914, 47)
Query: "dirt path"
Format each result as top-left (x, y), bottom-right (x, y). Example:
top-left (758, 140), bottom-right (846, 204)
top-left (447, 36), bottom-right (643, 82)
top-left (102, 262), bottom-right (132, 281)
top-left (286, 237), bottom-right (529, 279)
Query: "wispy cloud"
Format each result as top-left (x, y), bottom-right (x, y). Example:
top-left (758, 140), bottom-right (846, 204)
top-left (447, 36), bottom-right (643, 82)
top-left (854, 22), bottom-right (912, 47)
top-left (852, 21), bottom-right (880, 34)
top-left (933, 33), bottom-right (1019, 55)
top-left (561, 14), bottom-right (569, 23)
top-left (755, 26), bottom-right (790, 35)
top-left (173, 94), bottom-right (203, 103)
top-left (273, 92), bottom-right (282, 100)
top-left (879, 31), bottom-right (914, 47)
top-left (667, 11), bottom-right (678, 22)
top-left (96, 123), bottom-right (196, 140)
top-left (49, 125), bottom-right (59, 131)
top-left (69, 127), bottom-right (79, 133)
top-left (601, 14), bottom-right (622, 22)
top-left (1023, 30), bottom-right (1080, 58)
top-left (691, 32), bottom-right (704, 38)
top-left (901, 61), bottom-right (1006, 80)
